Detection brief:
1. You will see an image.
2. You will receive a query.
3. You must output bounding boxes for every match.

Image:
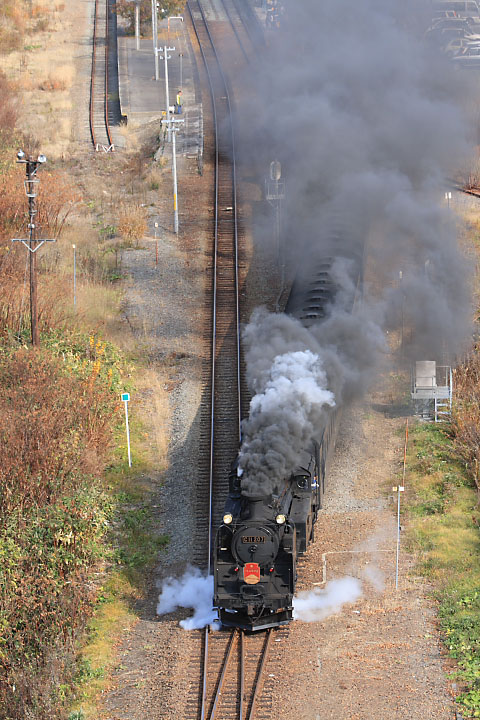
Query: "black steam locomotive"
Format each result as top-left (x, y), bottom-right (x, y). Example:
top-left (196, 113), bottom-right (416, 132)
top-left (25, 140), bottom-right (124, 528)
top-left (213, 244), bottom-right (357, 631)
top-left (214, 416), bottom-right (337, 631)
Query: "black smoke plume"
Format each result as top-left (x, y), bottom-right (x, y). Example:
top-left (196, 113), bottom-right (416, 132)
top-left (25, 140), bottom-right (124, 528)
top-left (237, 0), bottom-right (474, 496)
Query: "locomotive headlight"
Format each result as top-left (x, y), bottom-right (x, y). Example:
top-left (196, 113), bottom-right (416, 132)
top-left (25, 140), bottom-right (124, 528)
top-left (275, 514), bottom-right (286, 525)
top-left (223, 513), bottom-right (233, 524)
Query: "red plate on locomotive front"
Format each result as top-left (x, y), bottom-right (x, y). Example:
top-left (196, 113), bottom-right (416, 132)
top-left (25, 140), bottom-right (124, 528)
top-left (244, 562), bottom-right (261, 584)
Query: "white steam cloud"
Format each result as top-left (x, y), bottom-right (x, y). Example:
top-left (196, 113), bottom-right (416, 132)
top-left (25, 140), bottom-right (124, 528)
top-left (156, 567), bottom-right (217, 630)
top-left (293, 577), bottom-right (363, 623)
top-left (239, 349), bottom-right (335, 495)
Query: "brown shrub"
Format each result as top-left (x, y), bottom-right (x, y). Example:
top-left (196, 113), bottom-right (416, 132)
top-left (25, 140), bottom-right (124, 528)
top-left (0, 348), bottom-right (116, 517)
top-left (0, 2), bottom-right (26, 53)
top-left (0, 71), bottom-right (18, 138)
top-left (117, 202), bottom-right (147, 244)
top-left (451, 348), bottom-right (480, 499)
top-left (38, 75), bottom-right (66, 92)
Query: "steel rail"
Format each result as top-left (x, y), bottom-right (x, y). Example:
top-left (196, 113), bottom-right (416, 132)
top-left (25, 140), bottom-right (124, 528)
top-left (231, 0), bottom-right (265, 50)
top-left (239, 629), bottom-right (245, 720)
top-left (209, 630), bottom-right (237, 720)
top-left (104, 0), bottom-right (114, 148)
top-left (201, 629), bottom-right (272, 720)
top-left (247, 629), bottom-right (273, 720)
top-left (187, 3), bottom-right (242, 720)
top-left (221, 0), bottom-right (265, 61)
top-left (220, 0), bottom-right (251, 64)
top-left (89, 0), bottom-right (99, 148)
top-left (89, 0), bottom-right (114, 150)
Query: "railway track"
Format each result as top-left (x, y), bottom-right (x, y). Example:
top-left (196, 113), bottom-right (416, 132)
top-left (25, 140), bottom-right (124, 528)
top-left (220, 0), bottom-right (256, 64)
top-left (184, 3), bottom-right (284, 719)
top-left (188, 0), bottom-right (242, 568)
top-left (184, 627), bottom-right (289, 720)
top-left (90, 0), bottom-right (114, 151)
top-left (450, 180), bottom-right (480, 199)
top-left (228, 0), bottom-right (266, 56)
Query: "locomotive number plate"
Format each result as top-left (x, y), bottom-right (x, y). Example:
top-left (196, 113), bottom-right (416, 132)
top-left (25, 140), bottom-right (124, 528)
top-left (241, 536), bottom-right (266, 544)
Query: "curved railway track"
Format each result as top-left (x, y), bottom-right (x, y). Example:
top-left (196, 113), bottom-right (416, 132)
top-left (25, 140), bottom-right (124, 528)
top-left (90, 0), bottom-right (114, 151)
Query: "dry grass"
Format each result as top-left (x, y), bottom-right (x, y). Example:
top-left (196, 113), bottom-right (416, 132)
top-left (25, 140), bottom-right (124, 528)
top-left (145, 165), bottom-right (166, 190)
top-left (138, 368), bottom-right (171, 471)
top-left (0, 1), bottom-right (77, 156)
top-left (117, 203), bottom-right (148, 245)
top-left (37, 68), bottom-right (72, 92)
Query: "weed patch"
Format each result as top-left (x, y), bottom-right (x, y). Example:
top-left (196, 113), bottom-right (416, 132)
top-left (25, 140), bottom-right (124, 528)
top-left (406, 422), bottom-right (480, 717)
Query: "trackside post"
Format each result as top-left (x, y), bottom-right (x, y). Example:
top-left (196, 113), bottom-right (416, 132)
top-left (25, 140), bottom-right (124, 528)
top-left (122, 392), bottom-right (132, 467)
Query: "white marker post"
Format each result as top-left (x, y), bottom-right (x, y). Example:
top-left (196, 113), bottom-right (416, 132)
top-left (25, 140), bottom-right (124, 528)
top-left (393, 485), bottom-right (404, 589)
top-left (122, 392), bottom-right (132, 467)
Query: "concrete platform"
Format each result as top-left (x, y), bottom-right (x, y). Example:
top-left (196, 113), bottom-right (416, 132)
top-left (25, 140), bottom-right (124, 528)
top-left (117, 15), bottom-right (202, 158)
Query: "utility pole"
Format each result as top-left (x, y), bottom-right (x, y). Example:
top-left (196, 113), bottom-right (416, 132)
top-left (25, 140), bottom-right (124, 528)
top-left (159, 41), bottom-right (184, 232)
top-left (152, 0), bottom-right (159, 80)
top-left (134, 0), bottom-right (140, 50)
top-left (72, 244), bottom-right (77, 308)
top-left (161, 115), bottom-right (184, 233)
top-left (159, 44), bottom-right (175, 137)
top-left (11, 150), bottom-right (55, 347)
top-left (266, 160), bottom-right (286, 306)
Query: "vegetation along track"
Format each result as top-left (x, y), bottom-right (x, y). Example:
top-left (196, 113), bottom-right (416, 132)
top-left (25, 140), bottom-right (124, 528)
top-left (89, 0), bottom-right (114, 151)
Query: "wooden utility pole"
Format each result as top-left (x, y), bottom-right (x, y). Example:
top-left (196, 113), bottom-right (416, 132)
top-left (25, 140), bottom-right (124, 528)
top-left (12, 151), bottom-right (55, 347)
top-left (27, 159), bottom-right (39, 346)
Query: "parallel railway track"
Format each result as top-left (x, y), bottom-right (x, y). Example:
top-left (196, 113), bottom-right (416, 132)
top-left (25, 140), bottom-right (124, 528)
top-left (225, 0), bottom-right (266, 58)
top-left (90, 0), bottom-right (114, 151)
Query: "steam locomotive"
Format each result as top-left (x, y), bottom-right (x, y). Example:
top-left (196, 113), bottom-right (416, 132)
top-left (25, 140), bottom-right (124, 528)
top-left (213, 244), bottom-right (358, 631)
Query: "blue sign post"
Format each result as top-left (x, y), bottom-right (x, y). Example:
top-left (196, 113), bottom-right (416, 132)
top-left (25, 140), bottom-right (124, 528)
top-left (121, 392), bottom-right (132, 467)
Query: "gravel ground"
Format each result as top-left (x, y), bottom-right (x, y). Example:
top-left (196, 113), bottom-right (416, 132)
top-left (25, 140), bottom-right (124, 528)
top-left (283, 398), bottom-right (456, 720)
